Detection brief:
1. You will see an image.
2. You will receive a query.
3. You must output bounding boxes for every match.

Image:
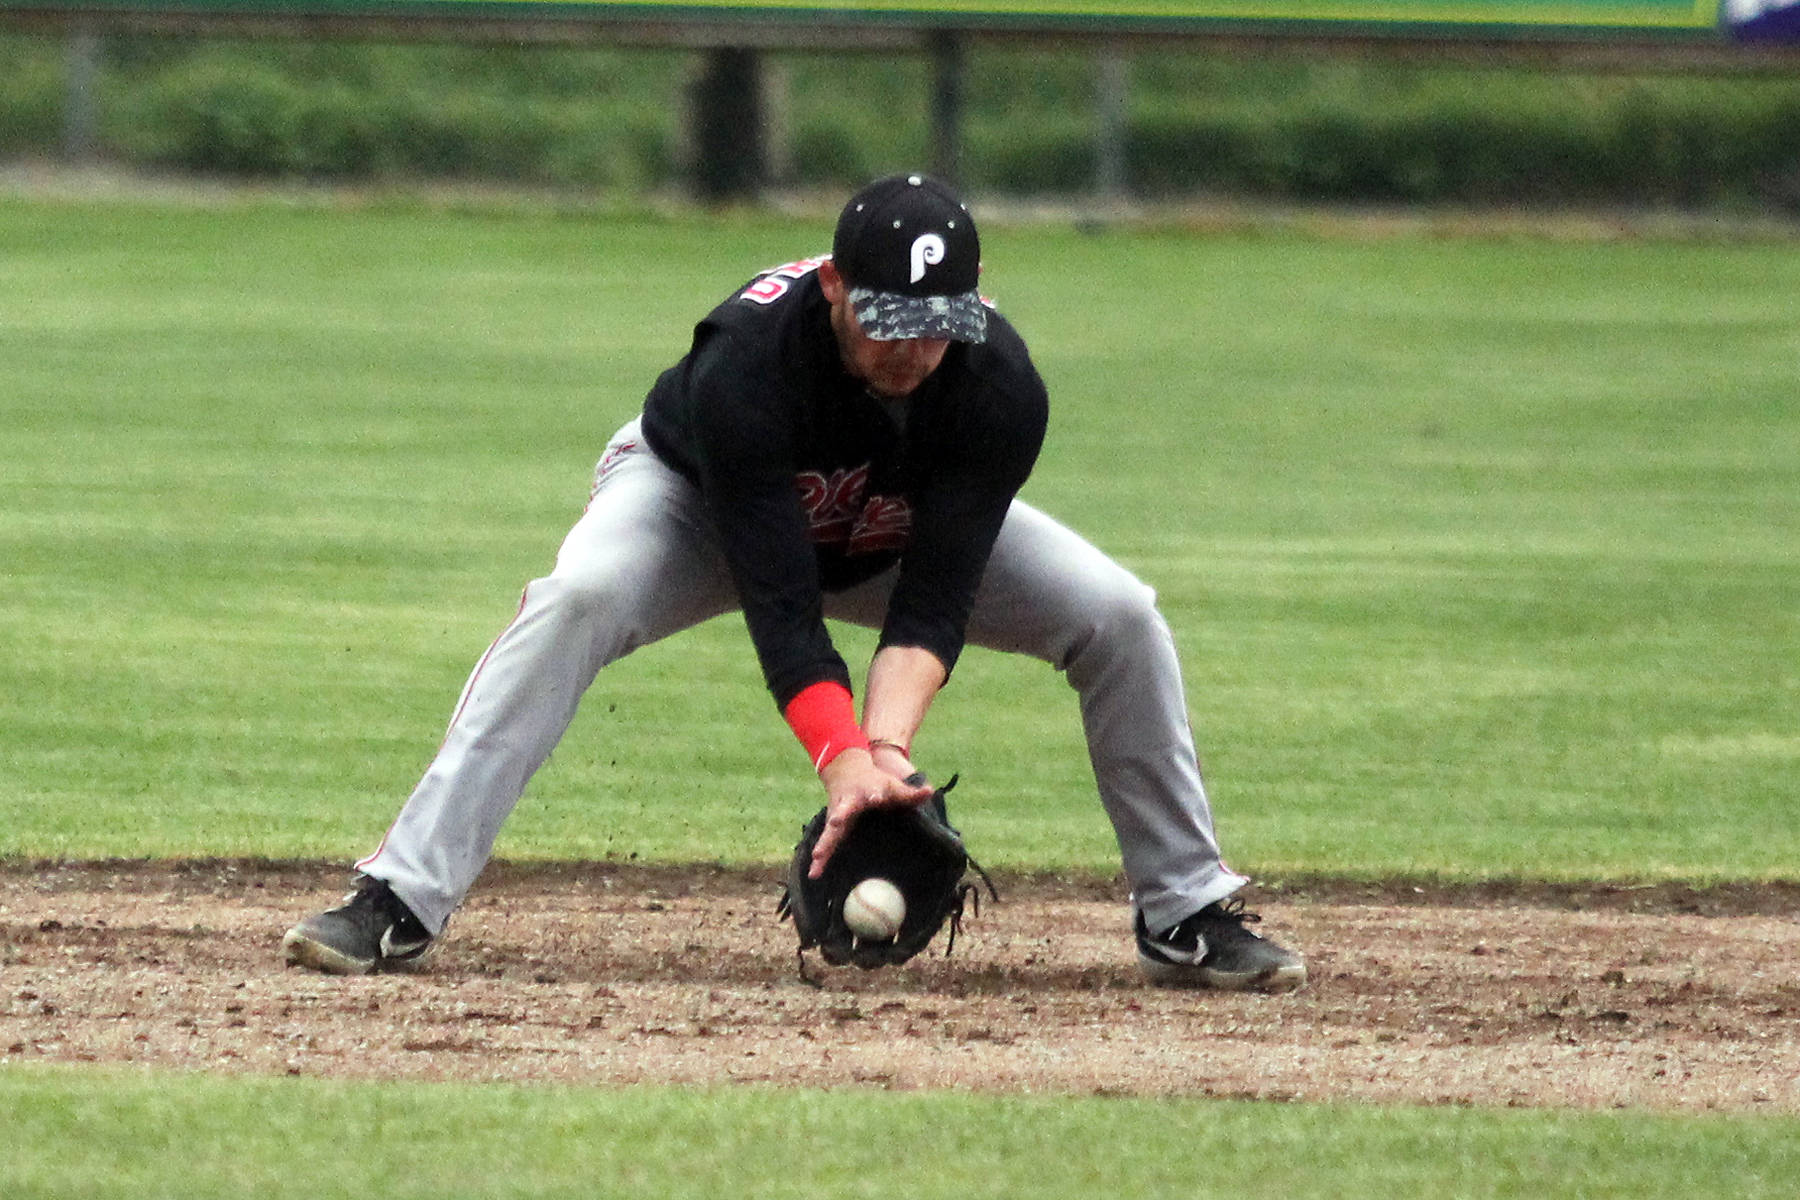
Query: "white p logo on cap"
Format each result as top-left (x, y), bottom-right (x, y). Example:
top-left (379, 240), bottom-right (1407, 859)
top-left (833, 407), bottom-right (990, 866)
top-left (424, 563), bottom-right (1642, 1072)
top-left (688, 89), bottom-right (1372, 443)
top-left (909, 233), bottom-right (946, 284)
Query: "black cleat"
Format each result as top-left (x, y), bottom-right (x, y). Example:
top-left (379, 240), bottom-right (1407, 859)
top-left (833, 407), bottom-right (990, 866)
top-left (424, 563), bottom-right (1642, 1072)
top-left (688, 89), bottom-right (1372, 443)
top-left (1137, 897), bottom-right (1306, 992)
top-left (282, 876), bottom-right (435, 975)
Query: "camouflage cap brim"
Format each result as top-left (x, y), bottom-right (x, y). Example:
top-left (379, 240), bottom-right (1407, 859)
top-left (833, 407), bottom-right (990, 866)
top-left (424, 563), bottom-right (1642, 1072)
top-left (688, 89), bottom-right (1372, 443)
top-left (849, 287), bottom-right (988, 344)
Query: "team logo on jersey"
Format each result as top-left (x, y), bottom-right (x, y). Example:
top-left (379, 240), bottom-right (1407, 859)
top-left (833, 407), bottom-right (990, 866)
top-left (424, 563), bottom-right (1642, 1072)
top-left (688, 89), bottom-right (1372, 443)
top-left (794, 465), bottom-right (912, 554)
top-left (740, 256), bottom-right (827, 305)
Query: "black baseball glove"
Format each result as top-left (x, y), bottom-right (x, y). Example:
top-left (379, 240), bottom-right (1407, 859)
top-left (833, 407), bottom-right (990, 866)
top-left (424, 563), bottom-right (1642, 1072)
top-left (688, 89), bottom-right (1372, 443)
top-left (778, 775), bottom-right (996, 971)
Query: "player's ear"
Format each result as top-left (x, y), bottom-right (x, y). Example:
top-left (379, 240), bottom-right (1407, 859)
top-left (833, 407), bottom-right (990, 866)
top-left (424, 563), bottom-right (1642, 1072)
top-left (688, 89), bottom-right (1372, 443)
top-left (818, 258), bottom-right (846, 304)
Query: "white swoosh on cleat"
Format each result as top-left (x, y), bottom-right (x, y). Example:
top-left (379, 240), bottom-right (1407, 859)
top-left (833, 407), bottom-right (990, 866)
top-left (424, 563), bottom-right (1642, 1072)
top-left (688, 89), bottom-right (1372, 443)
top-left (1146, 936), bottom-right (1207, 965)
top-left (380, 927), bottom-right (429, 958)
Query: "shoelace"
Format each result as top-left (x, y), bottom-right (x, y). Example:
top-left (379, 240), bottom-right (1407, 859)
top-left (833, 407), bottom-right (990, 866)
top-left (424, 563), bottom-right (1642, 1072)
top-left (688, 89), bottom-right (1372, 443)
top-left (1214, 896), bottom-right (1261, 924)
top-left (1198, 897), bottom-right (1267, 945)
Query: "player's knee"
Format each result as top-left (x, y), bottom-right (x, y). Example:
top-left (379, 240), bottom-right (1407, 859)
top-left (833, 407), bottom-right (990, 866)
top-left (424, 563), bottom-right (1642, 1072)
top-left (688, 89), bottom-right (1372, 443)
top-left (1060, 567), bottom-right (1167, 669)
top-left (526, 570), bottom-right (637, 639)
top-left (1095, 572), bottom-right (1164, 643)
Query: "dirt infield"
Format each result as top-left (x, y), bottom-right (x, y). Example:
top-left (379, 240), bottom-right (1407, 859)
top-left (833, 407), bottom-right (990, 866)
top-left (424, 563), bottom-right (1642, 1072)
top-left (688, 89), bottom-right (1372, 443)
top-left (4, 862), bottom-right (1797, 1111)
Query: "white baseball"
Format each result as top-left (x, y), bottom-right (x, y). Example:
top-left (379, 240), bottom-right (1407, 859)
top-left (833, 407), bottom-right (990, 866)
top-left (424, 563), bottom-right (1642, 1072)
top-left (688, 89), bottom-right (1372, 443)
top-left (843, 877), bottom-right (906, 941)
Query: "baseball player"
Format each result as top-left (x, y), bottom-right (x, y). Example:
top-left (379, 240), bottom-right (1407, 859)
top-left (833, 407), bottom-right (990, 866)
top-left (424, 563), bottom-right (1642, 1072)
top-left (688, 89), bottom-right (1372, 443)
top-left (283, 173), bottom-right (1305, 992)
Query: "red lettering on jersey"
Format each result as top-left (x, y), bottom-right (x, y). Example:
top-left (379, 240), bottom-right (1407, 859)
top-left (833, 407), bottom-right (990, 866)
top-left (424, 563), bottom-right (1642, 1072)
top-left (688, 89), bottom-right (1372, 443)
top-left (794, 465), bottom-right (912, 555)
top-left (740, 255), bottom-right (828, 306)
top-left (848, 494), bottom-right (913, 554)
top-left (795, 465), bottom-right (867, 544)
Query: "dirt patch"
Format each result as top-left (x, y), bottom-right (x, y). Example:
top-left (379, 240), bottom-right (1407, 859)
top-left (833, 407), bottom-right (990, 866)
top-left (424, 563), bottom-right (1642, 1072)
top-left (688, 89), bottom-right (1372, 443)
top-left (3, 862), bottom-right (1796, 1111)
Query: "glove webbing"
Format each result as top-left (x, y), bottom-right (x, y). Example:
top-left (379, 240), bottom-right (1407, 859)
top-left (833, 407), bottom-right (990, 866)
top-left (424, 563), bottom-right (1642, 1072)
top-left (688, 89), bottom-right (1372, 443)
top-left (941, 853), bottom-right (1000, 957)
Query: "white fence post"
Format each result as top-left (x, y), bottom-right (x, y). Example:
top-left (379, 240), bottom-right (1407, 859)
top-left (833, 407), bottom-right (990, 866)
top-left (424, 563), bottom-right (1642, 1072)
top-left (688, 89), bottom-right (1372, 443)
top-left (63, 25), bottom-right (102, 164)
top-left (1095, 45), bottom-right (1130, 202)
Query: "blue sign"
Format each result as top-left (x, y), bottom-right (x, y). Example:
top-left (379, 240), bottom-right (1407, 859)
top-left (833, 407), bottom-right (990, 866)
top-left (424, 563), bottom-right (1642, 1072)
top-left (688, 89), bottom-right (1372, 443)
top-left (1723, 0), bottom-right (1800, 36)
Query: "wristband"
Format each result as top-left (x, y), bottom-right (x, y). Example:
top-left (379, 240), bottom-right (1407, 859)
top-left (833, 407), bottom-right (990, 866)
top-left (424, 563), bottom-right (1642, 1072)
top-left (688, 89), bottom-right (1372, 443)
top-left (783, 681), bottom-right (869, 773)
top-left (868, 738), bottom-right (912, 758)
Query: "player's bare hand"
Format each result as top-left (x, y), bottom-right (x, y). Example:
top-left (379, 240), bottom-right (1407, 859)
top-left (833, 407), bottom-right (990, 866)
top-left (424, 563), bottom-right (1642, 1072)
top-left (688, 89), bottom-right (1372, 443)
top-left (810, 749), bottom-right (934, 878)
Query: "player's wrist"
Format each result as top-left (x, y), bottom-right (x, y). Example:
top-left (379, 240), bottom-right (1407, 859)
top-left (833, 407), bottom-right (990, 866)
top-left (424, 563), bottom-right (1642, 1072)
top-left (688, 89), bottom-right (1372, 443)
top-left (783, 681), bottom-right (870, 774)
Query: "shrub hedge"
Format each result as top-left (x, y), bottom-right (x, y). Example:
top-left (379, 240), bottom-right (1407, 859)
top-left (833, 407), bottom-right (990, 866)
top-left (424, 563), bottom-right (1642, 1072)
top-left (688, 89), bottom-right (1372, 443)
top-left (4, 32), bottom-right (1799, 208)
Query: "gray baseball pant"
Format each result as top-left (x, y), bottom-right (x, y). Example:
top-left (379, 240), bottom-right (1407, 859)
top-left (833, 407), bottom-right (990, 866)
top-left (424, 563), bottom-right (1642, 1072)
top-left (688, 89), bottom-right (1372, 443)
top-left (359, 418), bottom-right (1247, 935)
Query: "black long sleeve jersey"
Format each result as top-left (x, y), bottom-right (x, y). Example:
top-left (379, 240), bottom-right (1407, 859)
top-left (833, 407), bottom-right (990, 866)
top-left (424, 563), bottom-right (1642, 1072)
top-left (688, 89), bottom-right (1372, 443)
top-left (639, 256), bottom-right (1048, 710)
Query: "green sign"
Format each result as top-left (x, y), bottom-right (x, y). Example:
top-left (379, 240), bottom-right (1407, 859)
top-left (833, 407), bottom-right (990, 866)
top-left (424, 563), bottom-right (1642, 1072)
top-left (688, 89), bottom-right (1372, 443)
top-left (493, 0), bottom-right (1720, 28)
top-left (0, 0), bottom-right (1726, 32)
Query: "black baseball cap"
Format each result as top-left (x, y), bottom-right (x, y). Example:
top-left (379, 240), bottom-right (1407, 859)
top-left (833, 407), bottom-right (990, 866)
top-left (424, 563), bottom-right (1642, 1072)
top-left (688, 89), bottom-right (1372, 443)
top-left (831, 174), bottom-right (987, 344)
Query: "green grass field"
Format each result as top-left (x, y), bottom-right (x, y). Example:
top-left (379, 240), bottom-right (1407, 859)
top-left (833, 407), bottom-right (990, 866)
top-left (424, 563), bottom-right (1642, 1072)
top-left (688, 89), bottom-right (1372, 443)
top-left (2, 195), bottom-right (1797, 1194)
top-left (6, 1066), bottom-right (1800, 1200)
top-left (4, 198), bottom-right (1794, 878)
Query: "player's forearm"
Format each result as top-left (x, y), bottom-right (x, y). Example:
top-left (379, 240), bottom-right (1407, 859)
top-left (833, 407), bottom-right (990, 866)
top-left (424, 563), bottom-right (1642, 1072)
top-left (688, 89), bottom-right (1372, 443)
top-left (861, 644), bottom-right (947, 768)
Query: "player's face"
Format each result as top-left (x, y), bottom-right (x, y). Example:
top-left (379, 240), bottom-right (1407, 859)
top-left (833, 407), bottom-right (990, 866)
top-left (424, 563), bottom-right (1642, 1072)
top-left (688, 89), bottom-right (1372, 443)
top-left (820, 262), bottom-right (951, 399)
top-left (842, 321), bottom-right (950, 400)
